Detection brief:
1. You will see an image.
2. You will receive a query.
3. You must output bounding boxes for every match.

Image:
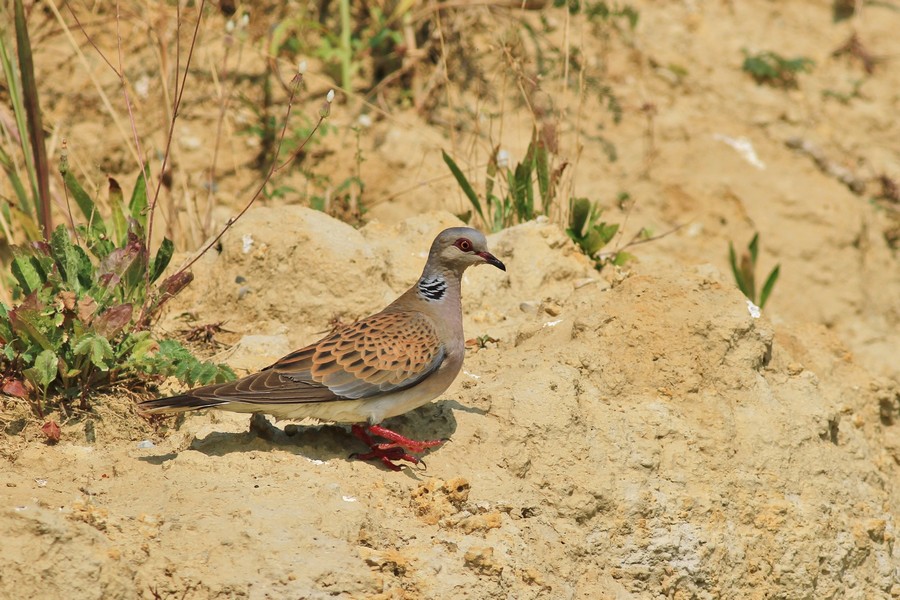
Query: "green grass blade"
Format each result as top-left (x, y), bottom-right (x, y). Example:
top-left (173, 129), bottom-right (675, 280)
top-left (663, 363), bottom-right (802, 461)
top-left (150, 237), bottom-right (174, 284)
top-left (62, 170), bottom-right (103, 231)
top-left (0, 24), bottom-right (36, 219)
top-left (728, 241), bottom-right (750, 299)
top-left (442, 150), bottom-right (485, 225)
top-left (534, 139), bottom-right (550, 212)
top-left (759, 264), bottom-right (780, 309)
top-left (14, 0), bottom-right (51, 237)
top-left (748, 232), bottom-right (759, 265)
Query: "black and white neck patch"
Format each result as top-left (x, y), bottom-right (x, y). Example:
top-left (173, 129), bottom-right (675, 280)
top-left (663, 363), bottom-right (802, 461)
top-left (418, 276), bottom-right (447, 301)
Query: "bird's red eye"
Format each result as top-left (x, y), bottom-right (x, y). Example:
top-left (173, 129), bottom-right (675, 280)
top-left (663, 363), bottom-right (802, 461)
top-left (455, 238), bottom-right (472, 252)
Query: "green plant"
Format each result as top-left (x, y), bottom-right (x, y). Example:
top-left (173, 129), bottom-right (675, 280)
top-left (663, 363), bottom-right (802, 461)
top-left (0, 168), bottom-right (235, 417)
top-left (268, 2), bottom-right (406, 94)
top-left (566, 197), bottom-right (621, 260)
top-left (443, 129), bottom-right (560, 233)
top-left (742, 50), bottom-right (814, 88)
top-left (0, 0), bottom-right (52, 241)
top-left (554, 0), bottom-right (639, 30)
top-left (0, 7), bottom-right (236, 417)
top-left (728, 233), bottom-right (780, 310)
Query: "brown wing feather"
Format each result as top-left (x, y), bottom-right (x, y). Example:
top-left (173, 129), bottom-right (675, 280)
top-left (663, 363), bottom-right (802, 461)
top-left (139, 310), bottom-right (444, 413)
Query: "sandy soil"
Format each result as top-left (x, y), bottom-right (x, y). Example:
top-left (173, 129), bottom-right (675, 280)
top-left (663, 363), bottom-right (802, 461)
top-left (2, 1), bottom-right (899, 599)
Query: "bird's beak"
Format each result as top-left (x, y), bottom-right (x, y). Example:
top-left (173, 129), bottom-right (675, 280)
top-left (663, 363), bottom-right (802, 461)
top-left (477, 251), bottom-right (506, 271)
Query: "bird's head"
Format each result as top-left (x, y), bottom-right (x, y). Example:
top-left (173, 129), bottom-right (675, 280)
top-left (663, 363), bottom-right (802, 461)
top-left (428, 227), bottom-right (506, 274)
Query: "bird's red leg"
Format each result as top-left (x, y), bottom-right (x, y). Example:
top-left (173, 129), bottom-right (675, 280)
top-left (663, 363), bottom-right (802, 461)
top-left (349, 424), bottom-right (444, 470)
top-left (366, 424), bottom-right (444, 453)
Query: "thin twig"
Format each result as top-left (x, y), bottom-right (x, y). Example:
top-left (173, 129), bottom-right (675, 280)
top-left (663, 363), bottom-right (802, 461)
top-left (172, 75), bottom-right (324, 279)
top-left (205, 21), bottom-right (243, 237)
top-left (59, 1), bottom-right (142, 170)
top-left (597, 223), bottom-right (685, 260)
top-left (114, 1), bottom-right (148, 194)
top-left (144, 0), bottom-right (207, 299)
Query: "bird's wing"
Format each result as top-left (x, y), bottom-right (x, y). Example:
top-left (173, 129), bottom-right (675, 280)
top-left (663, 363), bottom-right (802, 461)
top-left (273, 309), bottom-right (445, 399)
top-left (155, 310), bottom-right (445, 408)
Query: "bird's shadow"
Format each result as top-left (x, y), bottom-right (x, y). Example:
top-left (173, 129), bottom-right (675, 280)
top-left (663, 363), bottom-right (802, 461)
top-left (138, 400), bottom-right (471, 473)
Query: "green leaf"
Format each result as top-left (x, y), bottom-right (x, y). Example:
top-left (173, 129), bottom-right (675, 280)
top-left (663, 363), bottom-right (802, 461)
top-left (534, 138), bottom-right (550, 210)
top-left (748, 233), bottom-right (759, 265)
top-left (569, 198), bottom-right (591, 238)
top-left (108, 177), bottom-right (128, 246)
top-left (129, 168), bottom-right (149, 233)
top-left (49, 225), bottom-right (92, 293)
top-left (129, 333), bottom-right (158, 361)
top-left (11, 255), bottom-right (42, 295)
top-left (215, 364), bottom-right (236, 383)
top-left (33, 348), bottom-right (58, 387)
top-left (442, 150), bottom-right (484, 226)
top-left (150, 238), bottom-right (174, 284)
top-left (597, 222), bottom-right (619, 245)
top-left (8, 304), bottom-right (55, 352)
top-left (759, 264), bottom-right (780, 309)
top-left (73, 333), bottom-right (114, 371)
top-left (62, 170), bottom-right (105, 234)
top-left (728, 241), bottom-right (749, 298)
top-left (191, 361), bottom-right (218, 385)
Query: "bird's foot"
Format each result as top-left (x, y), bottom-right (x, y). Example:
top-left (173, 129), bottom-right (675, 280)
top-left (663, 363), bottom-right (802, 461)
top-left (350, 424), bottom-right (445, 471)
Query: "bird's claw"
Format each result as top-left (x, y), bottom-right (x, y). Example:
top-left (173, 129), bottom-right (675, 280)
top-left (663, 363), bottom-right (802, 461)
top-left (350, 424), bottom-right (443, 470)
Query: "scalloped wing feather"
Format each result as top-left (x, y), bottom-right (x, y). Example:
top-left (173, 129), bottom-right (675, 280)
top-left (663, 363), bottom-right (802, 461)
top-left (142, 310), bottom-right (446, 411)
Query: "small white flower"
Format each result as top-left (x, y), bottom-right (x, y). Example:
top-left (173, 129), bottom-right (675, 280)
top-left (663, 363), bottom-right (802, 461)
top-left (496, 149), bottom-right (510, 169)
top-left (357, 113), bottom-right (372, 128)
top-left (242, 234), bottom-right (254, 254)
top-left (746, 299), bottom-right (761, 319)
top-left (240, 13), bottom-right (250, 27)
top-left (298, 60), bottom-right (307, 74)
top-left (326, 89), bottom-right (335, 103)
top-left (225, 20), bottom-right (235, 33)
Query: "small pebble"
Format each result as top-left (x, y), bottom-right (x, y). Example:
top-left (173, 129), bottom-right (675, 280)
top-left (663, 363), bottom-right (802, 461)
top-left (543, 302), bottom-right (562, 316)
top-left (519, 301), bottom-right (540, 314)
top-left (136, 440), bottom-right (155, 449)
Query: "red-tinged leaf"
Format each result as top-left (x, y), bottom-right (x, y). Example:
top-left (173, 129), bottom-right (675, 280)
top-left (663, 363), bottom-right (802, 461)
top-left (41, 421), bottom-right (61, 443)
top-left (30, 241), bottom-right (51, 255)
top-left (92, 304), bottom-right (133, 339)
top-left (142, 271), bottom-right (194, 326)
top-left (98, 239), bottom-right (142, 280)
top-left (2, 379), bottom-right (29, 398)
top-left (158, 271), bottom-right (193, 299)
top-left (98, 273), bottom-right (121, 288)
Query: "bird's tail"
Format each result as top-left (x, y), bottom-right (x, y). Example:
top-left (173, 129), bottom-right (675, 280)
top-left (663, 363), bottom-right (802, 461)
top-left (137, 394), bottom-right (226, 415)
